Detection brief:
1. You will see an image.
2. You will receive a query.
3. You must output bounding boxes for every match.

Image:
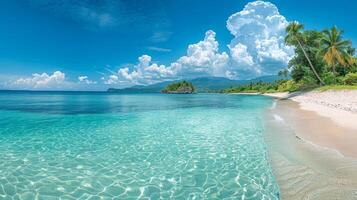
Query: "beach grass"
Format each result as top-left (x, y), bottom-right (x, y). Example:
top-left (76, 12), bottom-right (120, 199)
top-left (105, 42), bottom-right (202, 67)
top-left (313, 85), bottom-right (357, 91)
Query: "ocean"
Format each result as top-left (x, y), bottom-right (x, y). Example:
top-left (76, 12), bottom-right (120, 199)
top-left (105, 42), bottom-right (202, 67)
top-left (0, 91), bottom-right (279, 199)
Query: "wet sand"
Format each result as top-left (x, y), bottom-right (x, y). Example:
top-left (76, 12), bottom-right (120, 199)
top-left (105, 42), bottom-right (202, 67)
top-left (265, 99), bottom-right (357, 199)
top-left (264, 91), bottom-right (357, 131)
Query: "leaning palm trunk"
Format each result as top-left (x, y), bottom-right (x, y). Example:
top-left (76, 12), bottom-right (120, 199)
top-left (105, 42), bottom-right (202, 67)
top-left (296, 39), bottom-right (325, 85)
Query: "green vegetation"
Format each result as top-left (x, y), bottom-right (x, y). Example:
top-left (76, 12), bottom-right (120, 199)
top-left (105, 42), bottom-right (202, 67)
top-left (343, 73), bottom-right (357, 85)
top-left (223, 22), bottom-right (357, 94)
top-left (314, 85), bottom-right (357, 91)
top-left (162, 81), bottom-right (195, 94)
top-left (222, 80), bottom-right (299, 93)
top-left (286, 21), bottom-right (325, 84)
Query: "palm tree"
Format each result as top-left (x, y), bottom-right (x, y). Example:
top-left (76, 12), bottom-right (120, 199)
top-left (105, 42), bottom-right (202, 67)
top-left (320, 26), bottom-right (351, 74)
top-left (285, 21), bottom-right (325, 85)
top-left (346, 46), bottom-right (356, 67)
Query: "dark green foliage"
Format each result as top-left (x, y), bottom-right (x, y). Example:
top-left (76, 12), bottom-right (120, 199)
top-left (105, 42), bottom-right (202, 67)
top-left (221, 80), bottom-right (299, 94)
top-left (343, 73), bottom-right (357, 85)
top-left (221, 22), bottom-right (356, 93)
top-left (278, 69), bottom-right (289, 78)
top-left (162, 81), bottom-right (195, 93)
top-left (288, 30), bottom-right (326, 82)
top-left (322, 72), bottom-right (337, 85)
top-left (165, 81), bottom-right (194, 91)
top-left (320, 26), bottom-right (352, 75)
top-left (286, 23), bottom-right (356, 87)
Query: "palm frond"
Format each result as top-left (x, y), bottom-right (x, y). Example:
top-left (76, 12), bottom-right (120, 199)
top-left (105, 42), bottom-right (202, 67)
top-left (320, 26), bottom-right (352, 70)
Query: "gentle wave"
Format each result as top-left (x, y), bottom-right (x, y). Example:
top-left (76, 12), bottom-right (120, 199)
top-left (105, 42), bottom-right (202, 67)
top-left (273, 114), bottom-right (284, 122)
top-left (270, 100), bottom-right (277, 110)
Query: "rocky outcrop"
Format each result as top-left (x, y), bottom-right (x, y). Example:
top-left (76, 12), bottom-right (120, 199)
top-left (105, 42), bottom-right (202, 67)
top-left (161, 86), bottom-right (194, 94)
top-left (161, 81), bottom-right (195, 94)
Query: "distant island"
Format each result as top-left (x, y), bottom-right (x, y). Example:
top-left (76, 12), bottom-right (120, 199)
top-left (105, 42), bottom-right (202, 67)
top-left (106, 75), bottom-right (285, 94)
top-left (161, 81), bottom-right (195, 94)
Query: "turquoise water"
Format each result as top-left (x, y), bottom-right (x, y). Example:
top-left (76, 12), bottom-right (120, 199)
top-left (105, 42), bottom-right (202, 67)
top-left (0, 91), bottom-right (279, 199)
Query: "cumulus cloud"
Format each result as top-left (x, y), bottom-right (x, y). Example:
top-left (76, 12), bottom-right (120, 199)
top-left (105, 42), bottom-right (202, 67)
top-left (105, 30), bottom-right (229, 86)
top-left (228, 43), bottom-right (254, 68)
top-left (78, 76), bottom-right (97, 84)
top-left (172, 30), bottom-right (229, 78)
top-left (105, 1), bottom-right (293, 86)
top-left (104, 55), bottom-right (175, 86)
top-left (226, 0), bottom-right (294, 78)
top-left (104, 75), bottom-right (119, 85)
top-left (78, 76), bottom-right (87, 82)
top-left (10, 1), bottom-right (294, 90)
top-left (12, 71), bottom-right (66, 89)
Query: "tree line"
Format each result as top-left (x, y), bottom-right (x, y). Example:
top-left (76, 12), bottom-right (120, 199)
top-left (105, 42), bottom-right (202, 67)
top-left (223, 21), bottom-right (357, 93)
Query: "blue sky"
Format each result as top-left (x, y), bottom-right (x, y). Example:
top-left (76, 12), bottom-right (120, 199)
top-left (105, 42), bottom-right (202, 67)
top-left (0, 0), bottom-right (356, 90)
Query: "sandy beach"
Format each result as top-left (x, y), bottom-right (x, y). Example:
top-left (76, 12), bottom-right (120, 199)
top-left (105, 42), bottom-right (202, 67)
top-left (265, 90), bottom-right (357, 199)
top-left (264, 90), bottom-right (357, 130)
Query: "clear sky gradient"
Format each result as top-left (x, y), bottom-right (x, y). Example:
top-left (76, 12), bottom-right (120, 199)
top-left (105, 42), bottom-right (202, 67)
top-left (0, 0), bottom-right (356, 90)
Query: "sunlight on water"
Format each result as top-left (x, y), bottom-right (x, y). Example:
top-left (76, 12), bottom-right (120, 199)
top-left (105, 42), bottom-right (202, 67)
top-left (0, 92), bottom-right (279, 199)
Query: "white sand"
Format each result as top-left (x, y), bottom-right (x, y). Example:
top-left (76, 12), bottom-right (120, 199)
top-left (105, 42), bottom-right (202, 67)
top-left (229, 92), bottom-right (260, 95)
top-left (264, 90), bottom-right (357, 130)
top-left (263, 90), bottom-right (357, 199)
top-left (265, 100), bottom-right (357, 199)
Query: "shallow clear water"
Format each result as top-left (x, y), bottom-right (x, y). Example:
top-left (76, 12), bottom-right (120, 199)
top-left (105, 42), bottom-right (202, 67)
top-left (0, 91), bottom-right (279, 199)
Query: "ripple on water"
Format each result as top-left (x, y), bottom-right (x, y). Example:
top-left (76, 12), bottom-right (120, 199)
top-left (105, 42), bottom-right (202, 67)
top-left (0, 94), bottom-right (279, 199)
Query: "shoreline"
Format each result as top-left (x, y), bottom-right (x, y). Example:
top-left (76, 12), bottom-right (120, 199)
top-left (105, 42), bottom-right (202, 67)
top-left (264, 90), bottom-right (357, 199)
top-left (231, 90), bottom-right (357, 157)
top-left (228, 92), bottom-right (260, 95)
top-left (265, 99), bottom-right (357, 199)
top-left (269, 98), bottom-right (357, 159)
top-left (263, 90), bottom-right (357, 131)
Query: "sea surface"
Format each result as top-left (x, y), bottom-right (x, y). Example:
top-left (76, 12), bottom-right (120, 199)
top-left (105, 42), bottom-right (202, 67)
top-left (0, 91), bottom-right (279, 199)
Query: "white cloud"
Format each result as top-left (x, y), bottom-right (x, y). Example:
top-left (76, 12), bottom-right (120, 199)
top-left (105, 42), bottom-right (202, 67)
top-left (104, 75), bottom-right (119, 85)
top-left (78, 76), bottom-right (87, 82)
top-left (149, 31), bottom-right (172, 43)
top-left (106, 30), bottom-right (229, 86)
top-left (172, 30), bottom-right (229, 78)
top-left (106, 1), bottom-right (293, 86)
top-left (109, 55), bottom-right (175, 86)
top-left (147, 46), bottom-right (172, 52)
top-left (8, 71), bottom-right (103, 90)
top-left (229, 43), bottom-right (254, 68)
top-left (78, 76), bottom-right (97, 84)
top-left (9, 1), bottom-right (294, 90)
top-left (13, 71), bottom-right (66, 89)
top-left (226, 0), bottom-right (294, 78)
top-left (78, 7), bottom-right (115, 28)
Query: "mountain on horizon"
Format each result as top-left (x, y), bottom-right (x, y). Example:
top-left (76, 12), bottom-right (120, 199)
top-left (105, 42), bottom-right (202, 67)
top-left (107, 75), bottom-right (288, 93)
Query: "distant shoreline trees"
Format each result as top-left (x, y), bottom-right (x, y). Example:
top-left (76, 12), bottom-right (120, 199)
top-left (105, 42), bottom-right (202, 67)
top-left (161, 81), bottom-right (195, 94)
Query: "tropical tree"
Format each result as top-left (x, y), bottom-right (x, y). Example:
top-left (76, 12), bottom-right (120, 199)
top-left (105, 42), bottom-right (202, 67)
top-left (278, 68), bottom-right (289, 78)
top-left (320, 26), bottom-right (351, 75)
top-left (285, 21), bottom-right (325, 85)
top-left (346, 46), bottom-right (356, 67)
